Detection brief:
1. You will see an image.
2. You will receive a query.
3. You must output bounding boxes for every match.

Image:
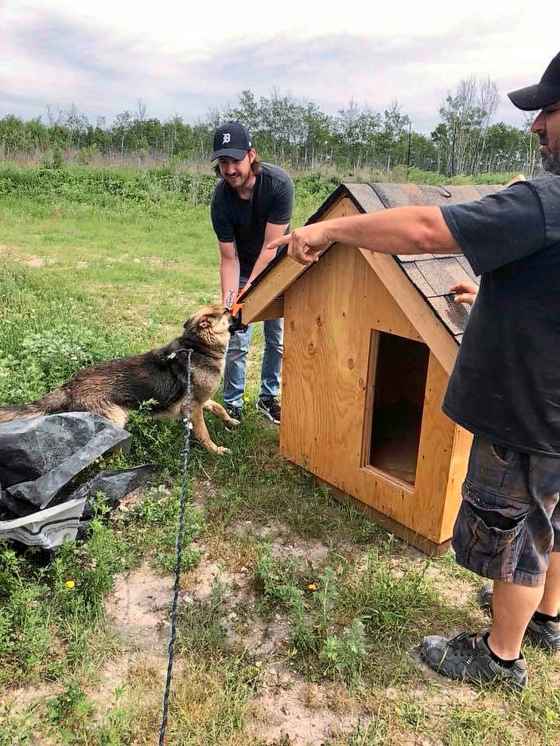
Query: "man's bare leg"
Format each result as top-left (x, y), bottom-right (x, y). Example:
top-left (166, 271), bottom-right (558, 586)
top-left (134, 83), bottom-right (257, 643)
top-left (488, 581), bottom-right (544, 659)
top-left (538, 551), bottom-right (560, 616)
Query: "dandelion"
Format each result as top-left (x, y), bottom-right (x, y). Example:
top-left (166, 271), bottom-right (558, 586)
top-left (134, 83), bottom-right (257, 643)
top-left (64, 579), bottom-right (75, 590)
top-left (307, 583), bottom-right (318, 592)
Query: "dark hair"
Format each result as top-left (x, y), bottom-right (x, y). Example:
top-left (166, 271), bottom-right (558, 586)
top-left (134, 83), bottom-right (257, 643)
top-left (213, 151), bottom-right (261, 177)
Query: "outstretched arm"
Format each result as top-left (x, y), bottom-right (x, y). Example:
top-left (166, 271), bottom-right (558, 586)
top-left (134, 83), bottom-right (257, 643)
top-left (266, 206), bottom-right (460, 264)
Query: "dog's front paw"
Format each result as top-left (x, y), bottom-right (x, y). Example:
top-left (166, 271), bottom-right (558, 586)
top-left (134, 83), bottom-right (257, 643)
top-left (215, 445), bottom-right (231, 455)
top-left (226, 417), bottom-right (240, 427)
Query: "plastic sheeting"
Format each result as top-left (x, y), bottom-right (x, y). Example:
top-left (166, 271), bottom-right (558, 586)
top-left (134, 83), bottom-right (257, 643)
top-left (0, 413), bottom-right (154, 549)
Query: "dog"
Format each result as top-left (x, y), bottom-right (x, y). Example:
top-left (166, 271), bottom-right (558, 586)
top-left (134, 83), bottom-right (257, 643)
top-left (0, 304), bottom-right (240, 455)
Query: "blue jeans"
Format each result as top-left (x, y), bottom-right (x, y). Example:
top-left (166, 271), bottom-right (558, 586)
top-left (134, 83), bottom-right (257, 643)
top-left (223, 277), bottom-right (283, 408)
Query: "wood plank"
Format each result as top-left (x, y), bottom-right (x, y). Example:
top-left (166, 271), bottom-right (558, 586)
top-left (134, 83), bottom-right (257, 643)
top-left (411, 353), bottom-right (457, 542)
top-left (280, 243), bottom-right (454, 544)
top-left (241, 255), bottom-right (306, 324)
top-left (322, 483), bottom-right (452, 556)
top-left (440, 425), bottom-right (473, 540)
top-left (358, 250), bottom-right (459, 376)
top-left (247, 297), bottom-right (283, 322)
top-left (241, 197), bottom-right (358, 324)
top-left (360, 331), bottom-right (379, 468)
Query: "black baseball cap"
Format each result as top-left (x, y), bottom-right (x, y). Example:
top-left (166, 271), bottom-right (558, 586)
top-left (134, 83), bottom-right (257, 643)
top-left (508, 52), bottom-right (560, 111)
top-left (211, 121), bottom-right (252, 161)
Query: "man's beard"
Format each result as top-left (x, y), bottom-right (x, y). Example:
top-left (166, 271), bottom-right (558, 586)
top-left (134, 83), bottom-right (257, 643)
top-left (541, 149), bottom-right (560, 175)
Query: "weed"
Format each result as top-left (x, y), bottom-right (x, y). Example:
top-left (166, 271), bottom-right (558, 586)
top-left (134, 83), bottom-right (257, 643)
top-left (0, 546), bottom-right (52, 684)
top-left (177, 577), bottom-right (229, 656)
top-left (49, 514), bottom-right (129, 620)
top-left (328, 718), bottom-right (390, 745)
top-left (124, 484), bottom-right (204, 573)
top-left (125, 404), bottom-right (183, 475)
top-left (320, 618), bottom-right (368, 684)
top-left (443, 706), bottom-right (515, 746)
top-left (0, 705), bottom-right (36, 746)
top-left (46, 680), bottom-right (94, 728)
top-left (0, 514), bottom-right (128, 686)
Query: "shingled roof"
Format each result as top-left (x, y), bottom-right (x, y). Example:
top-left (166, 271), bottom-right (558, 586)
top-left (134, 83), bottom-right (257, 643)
top-left (243, 181), bottom-right (503, 344)
top-left (306, 182), bottom-right (503, 343)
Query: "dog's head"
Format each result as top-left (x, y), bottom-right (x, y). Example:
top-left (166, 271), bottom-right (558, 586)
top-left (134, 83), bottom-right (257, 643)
top-left (182, 304), bottom-right (233, 348)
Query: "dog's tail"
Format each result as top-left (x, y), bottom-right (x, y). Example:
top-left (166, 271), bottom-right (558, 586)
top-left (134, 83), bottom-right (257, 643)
top-left (0, 388), bottom-right (70, 423)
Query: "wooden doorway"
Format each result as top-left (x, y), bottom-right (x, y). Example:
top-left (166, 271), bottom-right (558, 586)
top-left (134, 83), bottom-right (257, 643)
top-left (364, 331), bottom-right (430, 485)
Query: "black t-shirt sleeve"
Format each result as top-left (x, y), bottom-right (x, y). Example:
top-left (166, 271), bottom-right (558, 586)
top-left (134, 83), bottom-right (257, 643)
top-left (440, 182), bottom-right (547, 275)
top-left (268, 173), bottom-right (294, 225)
top-left (211, 190), bottom-right (235, 243)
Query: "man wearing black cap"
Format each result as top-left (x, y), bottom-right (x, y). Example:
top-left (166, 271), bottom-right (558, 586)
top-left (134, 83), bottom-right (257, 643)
top-left (210, 121), bottom-right (294, 424)
top-left (267, 53), bottom-right (560, 690)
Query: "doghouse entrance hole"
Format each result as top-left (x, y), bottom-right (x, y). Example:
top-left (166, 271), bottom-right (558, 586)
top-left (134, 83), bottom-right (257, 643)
top-left (367, 331), bottom-right (430, 485)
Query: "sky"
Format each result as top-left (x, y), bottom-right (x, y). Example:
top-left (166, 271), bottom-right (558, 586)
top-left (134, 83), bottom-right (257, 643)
top-left (1, 1), bottom-right (557, 134)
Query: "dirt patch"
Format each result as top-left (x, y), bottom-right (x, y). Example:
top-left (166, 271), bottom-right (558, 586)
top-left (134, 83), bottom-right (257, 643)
top-left (247, 669), bottom-right (363, 745)
top-left (104, 563), bottom-right (173, 651)
top-left (24, 255), bottom-right (46, 268)
top-left (0, 244), bottom-right (58, 269)
top-left (86, 651), bottom-right (174, 716)
top-left (232, 519), bottom-right (340, 566)
top-left (240, 613), bottom-right (291, 658)
top-left (183, 557), bottom-right (237, 602)
top-left (1, 681), bottom-right (62, 713)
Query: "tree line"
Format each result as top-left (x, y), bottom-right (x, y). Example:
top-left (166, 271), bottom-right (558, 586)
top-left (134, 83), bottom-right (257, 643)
top-left (0, 79), bottom-right (540, 177)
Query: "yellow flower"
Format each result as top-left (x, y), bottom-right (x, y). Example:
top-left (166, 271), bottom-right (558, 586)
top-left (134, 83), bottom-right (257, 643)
top-left (65, 580), bottom-right (75, 590)
top-left (307, 583), bottom-right (318, 592)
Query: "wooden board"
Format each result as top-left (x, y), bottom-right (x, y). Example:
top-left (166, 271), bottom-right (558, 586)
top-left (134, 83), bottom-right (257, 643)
top-left (412, 353), bottom-right (458, 542)
top-left (281, 244), bottom-right (467, 545)
top-left (441, 425), bottom-right (473, 540)
top-left (247, 297), bottom-right (284, 322)
top-left (359, 250), bottom-right (459, 376)
top-left (241, 196), bottom-right (358, 324)
top-left (323, 483), bottom-right (452, 556)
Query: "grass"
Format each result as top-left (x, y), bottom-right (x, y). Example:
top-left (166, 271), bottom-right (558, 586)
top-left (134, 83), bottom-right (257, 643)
top-left (1, 165), bottom-right (559, 745)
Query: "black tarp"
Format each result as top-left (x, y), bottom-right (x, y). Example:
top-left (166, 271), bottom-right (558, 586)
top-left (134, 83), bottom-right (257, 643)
top-left (0, 413), bottom-right (154, 548)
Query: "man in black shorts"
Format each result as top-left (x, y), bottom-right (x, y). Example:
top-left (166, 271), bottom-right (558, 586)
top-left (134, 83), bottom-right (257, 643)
top-left (267, 52), bottom-right (560, 689)
top-left (210, 122), bottom-right (294, 423)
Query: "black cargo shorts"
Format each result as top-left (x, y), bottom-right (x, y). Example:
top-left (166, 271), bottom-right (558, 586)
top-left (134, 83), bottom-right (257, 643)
top-left (452, 435), bottom-right (560, 586)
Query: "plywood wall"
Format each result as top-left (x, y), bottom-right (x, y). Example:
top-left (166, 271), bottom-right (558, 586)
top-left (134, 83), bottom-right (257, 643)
top-left (281, 242), bottom-right (466, 546)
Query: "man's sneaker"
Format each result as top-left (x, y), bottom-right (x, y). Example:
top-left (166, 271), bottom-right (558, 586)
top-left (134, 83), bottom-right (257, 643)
top-left (420, 631), bottom-right (528, 690)
top-left (478, 585), bottom-right (493, 614)
top-left (224, 404), bottom-right (243, 422)
top-left (478, 585), bottom-right (560, 653)
top-left (526, 616), bottom-right (560, 652)
top-left (256, 397), bottom-right (281, 424)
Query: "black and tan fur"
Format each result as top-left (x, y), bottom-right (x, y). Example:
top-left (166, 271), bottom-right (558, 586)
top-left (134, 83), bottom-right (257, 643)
top-left (0, 305), bottom-right (239, 454)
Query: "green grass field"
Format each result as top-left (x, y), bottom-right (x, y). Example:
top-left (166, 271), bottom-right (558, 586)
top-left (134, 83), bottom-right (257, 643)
top-left (1, 166), bottom-right (559, 746)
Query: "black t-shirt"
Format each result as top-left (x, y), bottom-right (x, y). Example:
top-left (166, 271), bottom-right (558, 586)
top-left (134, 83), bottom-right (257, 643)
top-left (210, 163), bottom-right (294, 278)
top-left (441, 175), bottom-right (560, 456)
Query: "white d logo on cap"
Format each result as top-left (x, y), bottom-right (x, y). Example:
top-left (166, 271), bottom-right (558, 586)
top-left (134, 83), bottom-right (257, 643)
top-left (222, 133), bottom-right (231, 144)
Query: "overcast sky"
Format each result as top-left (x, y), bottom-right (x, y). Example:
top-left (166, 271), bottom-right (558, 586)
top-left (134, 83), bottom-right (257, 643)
top-left (1, 1), bottom-right (557, 134)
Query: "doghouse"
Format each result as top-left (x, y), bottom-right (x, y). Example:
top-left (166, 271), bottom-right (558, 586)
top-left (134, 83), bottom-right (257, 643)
top-left (240, 182), bottom-right (501, 554)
